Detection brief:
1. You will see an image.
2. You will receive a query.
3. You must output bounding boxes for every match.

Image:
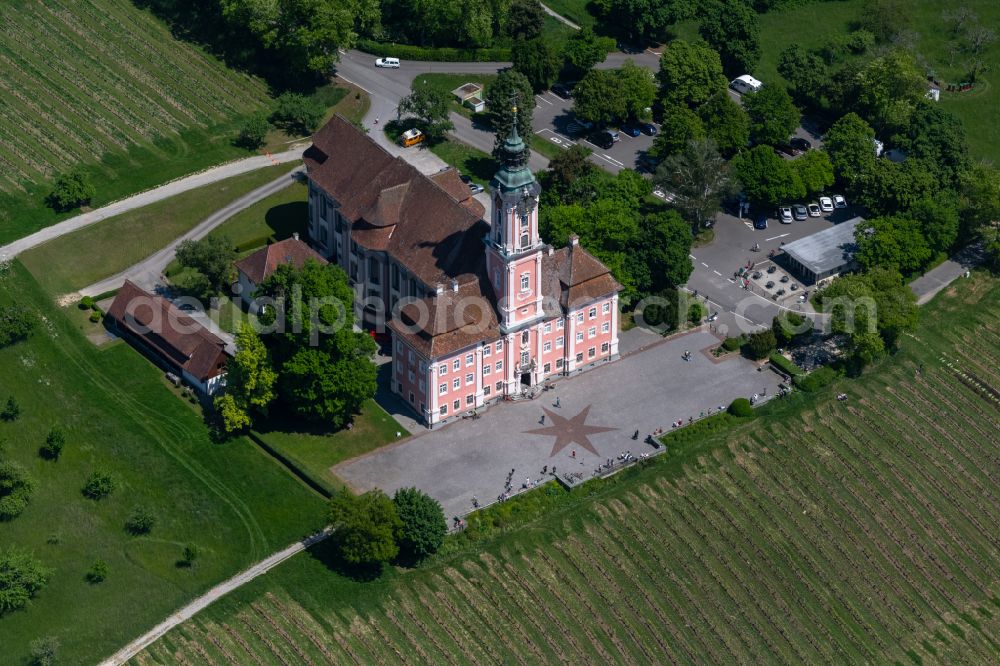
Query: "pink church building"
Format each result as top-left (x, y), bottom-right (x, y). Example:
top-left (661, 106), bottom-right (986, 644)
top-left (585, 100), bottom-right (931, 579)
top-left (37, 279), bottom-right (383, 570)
top-left (304, 115), bottom-right (620, 426)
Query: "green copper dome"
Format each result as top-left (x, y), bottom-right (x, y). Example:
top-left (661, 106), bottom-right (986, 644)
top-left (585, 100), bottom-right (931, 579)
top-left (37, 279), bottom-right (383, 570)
top-left (490, 108), bottom-right (537, 193)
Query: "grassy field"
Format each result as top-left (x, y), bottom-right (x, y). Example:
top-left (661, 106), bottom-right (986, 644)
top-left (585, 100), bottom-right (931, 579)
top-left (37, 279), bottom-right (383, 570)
top-left (428, 139), bottom-right (500, 186)
top-left (252, 400), bottom-right (409, 495)
top-left (411, 73), bottom-right (498, 119)
top-left (206, 179), bottom-right (308, 251)
top-left (0, 262), bottom-right (326, 665)
top-left (0, 0), bottom-right (275, 239)
top-left (18, 165), bottom-right (296, 296)
top-left (541, 0), bottom-right (597, 28)
top-left (133, 271), bottom-right (1000, 664)
top-left (677, 0), bottom-right (1000, 161)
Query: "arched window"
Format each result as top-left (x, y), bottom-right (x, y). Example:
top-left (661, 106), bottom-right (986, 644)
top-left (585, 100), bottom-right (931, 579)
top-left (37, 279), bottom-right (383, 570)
top-left (521, 330), bottom-right (530, 345)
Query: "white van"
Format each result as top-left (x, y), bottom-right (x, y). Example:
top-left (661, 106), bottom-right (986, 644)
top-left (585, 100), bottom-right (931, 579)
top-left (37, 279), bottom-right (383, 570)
top-left (375, 57), bottom-right (400, 68)
top-left (730, 75), bottom-right (762, 95)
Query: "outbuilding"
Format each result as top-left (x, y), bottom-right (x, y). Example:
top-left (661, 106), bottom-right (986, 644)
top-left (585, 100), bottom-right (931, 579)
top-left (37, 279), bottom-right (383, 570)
top-left (780, 217), bottom-right (864, 285)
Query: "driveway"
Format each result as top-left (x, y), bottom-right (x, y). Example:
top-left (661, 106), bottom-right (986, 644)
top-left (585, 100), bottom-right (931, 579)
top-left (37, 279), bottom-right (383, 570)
top-left (336, 328), bottom-right (780, 519)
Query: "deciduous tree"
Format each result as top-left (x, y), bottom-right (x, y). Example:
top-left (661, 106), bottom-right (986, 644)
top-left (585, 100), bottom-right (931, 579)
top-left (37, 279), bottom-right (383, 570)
top-left (237, 112), bottom-right (270, 149)
top-left (512, 38), bottom-right (560, 92)
top-left (650, 105), bottom-right (704, 158)
top-left (572, 69), bottom-right (623, 125)
top-left (0, 461), bottom-right (35, 520)
top-left (175, 235), bottom-right (237, 294)
top-left (794, 150), bottom-right (835, 198)
top-left (731, 145), bottom-right (804, 205)
top-left (393, 487), bottom-right (447, 562)
top-left (215, 322), bottom-right (278, 432)
top-left (270, 92), bottom-right (325, 135)
top-left (742, 85), bottom-right (799, 146)
top-left (823, 112), bottom-right (877, 194)
top-left (697, 92), bottom-right (749, 157)
top-left (657, 40), bottom-right (727, 108)
top-left (0, 548), bottom-right (51, 615)
top-left (563, 27), bottom-right (615, 76)
top-left (654, 138), bottom-right (735, 234)
top-left (398, 87), bottom-right (454, 140)
top-left (699, 0), bottom-right (760, 76)
top-left (855, 215), bottom-right (932, 275)
top-left (0, 307), bottom-right (35, 348)
top-left (48, 170), bottom-right (96, 212)
top-left (507, 0), bottom-right (544, 40)
top-left (328, 489), bottom-right (402, 570)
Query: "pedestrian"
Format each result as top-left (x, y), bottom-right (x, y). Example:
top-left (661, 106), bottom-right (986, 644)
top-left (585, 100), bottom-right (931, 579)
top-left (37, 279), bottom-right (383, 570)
top-left (555, 397), bottom-right (561, 408)
top-left (632, 429), bottom-right (639, 440)
top-left (374, 116), bottom-right (379, 124)
top-left (540, 414), bottom-right (546, 425)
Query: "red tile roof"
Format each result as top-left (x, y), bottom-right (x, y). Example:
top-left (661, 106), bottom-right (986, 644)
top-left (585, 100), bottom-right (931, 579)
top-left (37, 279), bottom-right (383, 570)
top-left (389, 275), bottom-right (500, 358)
top-left (306, 116), bottom-right (488, 287)
top-left (107, 281), bottom-right (229, 382)
top-left (234, 237), bottom-right (327, 286)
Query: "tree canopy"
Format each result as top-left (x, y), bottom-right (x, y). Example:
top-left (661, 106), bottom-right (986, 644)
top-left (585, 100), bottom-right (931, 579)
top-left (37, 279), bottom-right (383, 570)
top-left (657, 39), bottom-right (727, 109)
top-left (0, 460), bottom-right (35, 520)
top-left (572, 60), bottom-right (656, 124)
top-left (393, 487), bottom-right (447, 562)
top-left (731, 145), bottom-right (803, 206)
top-left (328, 489), bottom-right (402, 570)
top-left (563, 27), bottom-right (615, 76)
top-left (512, 38), bottom-right (560, 92)
top-left (654, 138), bottom-right (735, 233)
top-left (854, 215), bottom-right (932, 275)
top-left (742, 84), bottom-right (799, 146)
top-left (507, 0), bottom-right (544, 40)
top-left (398, 87), bottom-right (454, 140)
top-left (0, 548), bottom-right (52, 615)
top-left (699, 0), bottom-right (760, 76)
top-left (48, 170), bottom-right (95, 212)
top-left (697, 92), bottom-right (749, 157)
top-left (215, 322), bottom-right (278, 433)
top-left (176, 235), bottom-right (236, 295)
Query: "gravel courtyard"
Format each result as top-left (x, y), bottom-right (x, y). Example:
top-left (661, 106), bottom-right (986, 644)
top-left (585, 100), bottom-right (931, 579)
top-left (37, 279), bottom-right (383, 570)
top-left (335, 328), bottom-right (781, 520)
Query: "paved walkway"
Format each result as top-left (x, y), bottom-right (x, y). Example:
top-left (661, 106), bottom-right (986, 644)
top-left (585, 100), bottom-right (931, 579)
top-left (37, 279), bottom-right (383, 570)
top-left (540, 3), bottom-right (581, 29)
top-left (336, 329), bottom-right (780, 519)
top-left (99, 529), bottom-right (332, 666)
top-left (909, 245), bottom-right (983, 305)
top-left (0, 149), bottom-right (306, 262)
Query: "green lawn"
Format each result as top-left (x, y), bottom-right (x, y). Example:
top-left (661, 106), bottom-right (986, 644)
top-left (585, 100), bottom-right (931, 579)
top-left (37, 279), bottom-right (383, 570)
top-left (207, 179), bottom-right (308, 251)
top-left (540, 0), bottom-right (596, 28)
top-left (18, 165), bottom-right (295, 296)
top-left (0, 261), bottom-right (326, 666)
top-left (136, 270), bottom-right (1000, 665)
top-left (411, 73), bottom-right (498, 119)
top-left (252, 400), bottom-right (409, 495)
top-left (428, 139), bottom-right (500, 186)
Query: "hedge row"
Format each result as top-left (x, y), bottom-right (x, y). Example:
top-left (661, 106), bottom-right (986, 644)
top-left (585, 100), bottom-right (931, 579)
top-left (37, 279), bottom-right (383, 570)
top-left (769, 352), bottom-right (804, 377)
top-left (793, 365), bottom-right (839, 392)
top-left (356, 39), bottom-right (511, 63)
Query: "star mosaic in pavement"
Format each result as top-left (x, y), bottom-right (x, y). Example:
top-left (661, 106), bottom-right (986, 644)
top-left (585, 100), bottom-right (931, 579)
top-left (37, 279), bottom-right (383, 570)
top-left (524, 405), bottom-right (617, 457)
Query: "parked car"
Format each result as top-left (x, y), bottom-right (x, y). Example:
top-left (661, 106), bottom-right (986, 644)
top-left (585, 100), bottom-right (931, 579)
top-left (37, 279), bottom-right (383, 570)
top-left (819, 196), bottom-right (834, 212)
top-left (752, 271), bottom-right (763, 279)
top-left (589, 130), bottom-right (615, 149)
top-left (765, 281), bottom-right (775, 289)
top-left (567, 117), bottom-right (595, 136)
top-left (778, 206), bottom-right (793, 224)
top-left (375, 57), bottom-right (400, 68)
top-left (620, 123), bottom-right (642, 137)
top-left (780, 275), bottom-right (790, 283)
top-left (607, 129), bottom-right (621, 143)
top-left (792, 203), bottom-right (808, 221)
top-left (790, 137), bottom-right (812, 152)
top-left (753, 213), bottom-right (767, 230)
top-left (767, 265), bottom-right (777, 274)
top-left (775, 144), bottom-right (798, 157)
top-left (639, 122), bottom-right (658, 136)
top-left (636, 154), bottom-right (659, 174)
top-left (833, 194), bottom-right (847, 208)
top-left (459, 174), bottom-right (484, 194)
top-left (551, 83), bottom-right (573, 99)
top-left (807, 203), bottom-right (822, 217)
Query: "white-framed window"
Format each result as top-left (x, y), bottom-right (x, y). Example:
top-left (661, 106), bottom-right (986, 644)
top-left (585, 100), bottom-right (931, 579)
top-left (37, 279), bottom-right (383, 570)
top-left (484, 364), bottom-right (491, 375)
top-left (603, 302), bottom-right (611, 314)
top-left (484, 385), bottom-right (491, 396)
top-left (453, 400), bottom-right (460, 411)
top-left (557, 318), bottom-right (564, 330)
top-left (520, 351), bottom-right (529, 366)
top-left (496, 361), bottom-right (503, 371)
top-left (556, 336), bottom-right (564, 348)
top-left (453, 378), bottom-right (460, 389)
top-left (543, 341), bottom-right (551, 352)
top-left (544, 362), bottom-right (551, 373)
top-left (544, 322), bottom-right (551, 334)
top-left (588, 347), bottom-right (596, 358)
top-left (496, 381), bottom-right (503, 391)
top-left (497, 340), bottom-right (503, 351)
top-left (484, 345), bottom-right (491, 357)
top-left (520, 273), bottom-right (530, 291)
top-left (453, 359), bottom-right (460, 371)
top-left (589, 307), bottom-right (597, 319)
top-left (521, 329), bottom-right (529, 344)
top-left (439, 364), bottom-right (447, 375)
top-left (418, 379), bottom-right (426, 392)
top-left (439, 383), bottom-right (447, 395)
top-left (589, 326), bottom-right (596, 338)
top-left (602, 322), bottom-right (610, 333)
top-left (601, 342), bottom-right (610, 353)
top-left (466, 394), bottom-right (475, 405)
top-left (520, 233), bottom-right (530, 248)
top-left (556, 358), bottom-right (564, 368)
top-left (440, 405), bottom-right (448, 415)
top-left (465, 373), bottom-right (474, 385)
top-left (465, 353), bottom-right (474, 366)
top-left (577, 312), bottom-right (584, 323)
top-left (576, 332), bottom-right (584, 343)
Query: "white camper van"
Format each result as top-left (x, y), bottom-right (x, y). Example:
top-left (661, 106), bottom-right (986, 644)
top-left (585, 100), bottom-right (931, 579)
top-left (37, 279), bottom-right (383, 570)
top-left (730, 75), bottom-right (763, 95)
top-left (375, 57), bottom-right (400, 68)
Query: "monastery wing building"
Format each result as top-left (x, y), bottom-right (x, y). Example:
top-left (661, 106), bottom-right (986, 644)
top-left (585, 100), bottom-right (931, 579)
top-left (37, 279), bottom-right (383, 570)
top-left (304, 115), bottom-right (621, 426)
